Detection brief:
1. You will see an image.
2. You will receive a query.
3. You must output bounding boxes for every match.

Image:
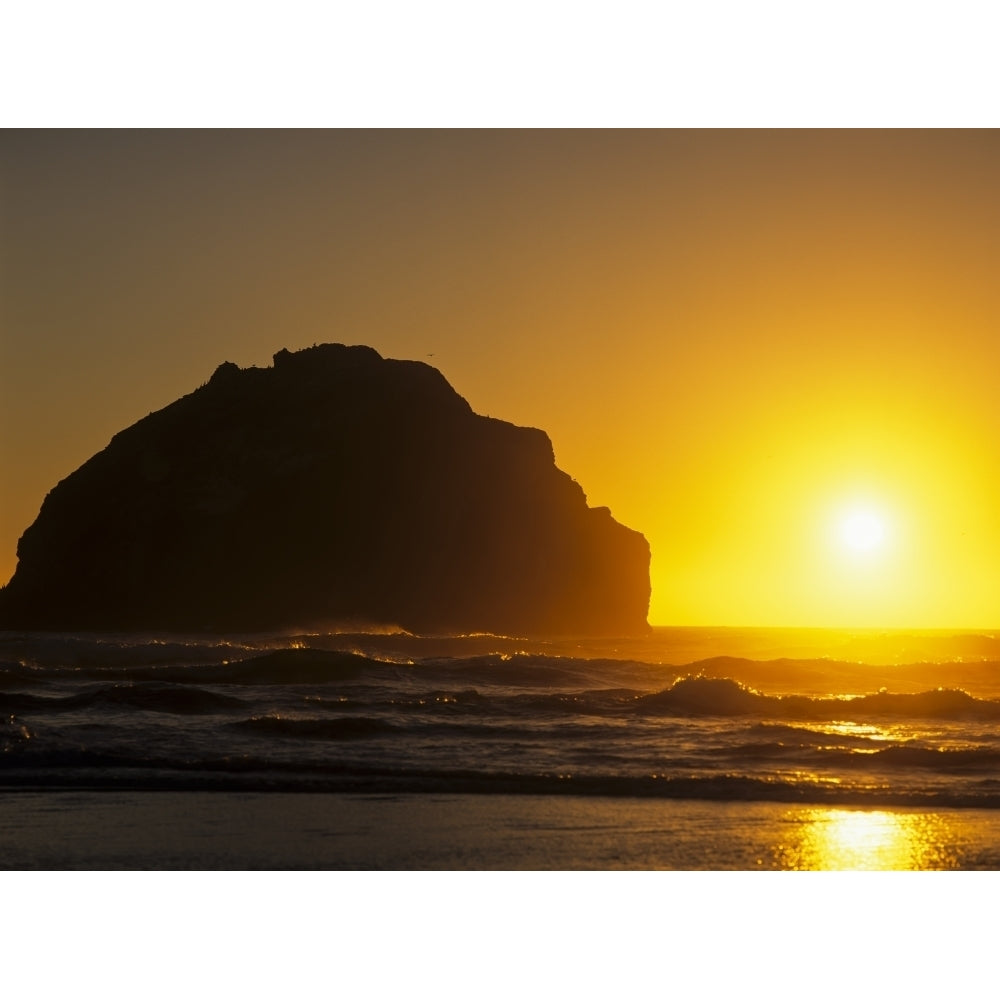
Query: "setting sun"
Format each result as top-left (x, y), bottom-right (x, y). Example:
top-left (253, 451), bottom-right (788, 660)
top-left (840, 510), bottom-right (886, 552)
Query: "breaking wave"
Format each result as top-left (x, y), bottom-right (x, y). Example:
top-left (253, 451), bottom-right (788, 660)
top-left (637, 676), bottom-right (1000, 722)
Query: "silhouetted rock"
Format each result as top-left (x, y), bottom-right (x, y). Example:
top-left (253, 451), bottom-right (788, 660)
top-left (0, 344), bottom-right (650, 635)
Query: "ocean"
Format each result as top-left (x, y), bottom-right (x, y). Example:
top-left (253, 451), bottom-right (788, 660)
top-left (3, 625), bottom-right (1000, 869)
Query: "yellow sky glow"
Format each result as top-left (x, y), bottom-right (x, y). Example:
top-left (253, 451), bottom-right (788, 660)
top-left (2, 130), bottom-right (999, 629)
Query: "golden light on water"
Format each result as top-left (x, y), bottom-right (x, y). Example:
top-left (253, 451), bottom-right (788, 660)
top-left (775, 808), bottom-right (962, 870)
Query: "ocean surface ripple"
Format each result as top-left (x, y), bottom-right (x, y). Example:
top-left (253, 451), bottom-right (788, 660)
top-left (2, 627), bottom-right (999, 807)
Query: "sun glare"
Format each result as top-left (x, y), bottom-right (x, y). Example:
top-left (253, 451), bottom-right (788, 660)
top-left (776, 808), bottom-right (961, 870)
top-left (841, 510), bottom-right (886, 552)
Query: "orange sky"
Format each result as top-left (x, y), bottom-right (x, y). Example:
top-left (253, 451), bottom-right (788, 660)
top-left (2, 129), bottom-right (999, 628)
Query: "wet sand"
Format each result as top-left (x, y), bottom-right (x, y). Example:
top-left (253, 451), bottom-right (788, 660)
top-left (3, 791), bottom-right (1000, 869)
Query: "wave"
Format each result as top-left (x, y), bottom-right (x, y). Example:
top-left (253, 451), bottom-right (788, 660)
top-left (681, 655), bottom-right (1000, 698)
top-left (830, 744), bottom-right (1000, 772)
top-left (0, 753), bottom-right (997, 807)
top-left (0, 634), bottom-right (262, 669)
top-left (746, 721), bottom-right (880, 748)
top-left (0, 684), bottom-right (245, 715)
top-left (176, 649), bottom-right (379, 685)
top-left (231, 715), bottom-right (398, 739)
top-left (0, 646), bottom-right (394, 688)
top-left (720, 734), bottom-right (1000, 772)
top-left (637, 676), bottom-right (1000, 722)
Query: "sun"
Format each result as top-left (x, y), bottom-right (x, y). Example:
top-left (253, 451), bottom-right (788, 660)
top-left (840, 510), bottom-right (886, 552)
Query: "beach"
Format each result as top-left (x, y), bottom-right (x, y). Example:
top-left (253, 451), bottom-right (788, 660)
top-left (4, 790), bottom-right (1000, 869)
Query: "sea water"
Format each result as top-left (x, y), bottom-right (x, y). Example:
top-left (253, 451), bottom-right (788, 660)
top-left (2, 626), bottom-right (1000, 868)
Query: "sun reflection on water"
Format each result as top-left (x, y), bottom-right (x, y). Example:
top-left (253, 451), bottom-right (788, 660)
top-left (775, 808), bottom-right (963, 870)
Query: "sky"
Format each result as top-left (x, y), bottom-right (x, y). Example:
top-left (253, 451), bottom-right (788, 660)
top-left (3, 129), bottom-right (1000, 628)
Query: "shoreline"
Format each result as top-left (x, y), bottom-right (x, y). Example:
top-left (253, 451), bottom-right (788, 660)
top-left (3, 790), bottom-right (1000, 870)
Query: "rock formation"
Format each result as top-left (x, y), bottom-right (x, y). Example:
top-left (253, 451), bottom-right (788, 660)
top-left (0, 344), bottom-right (651, 635)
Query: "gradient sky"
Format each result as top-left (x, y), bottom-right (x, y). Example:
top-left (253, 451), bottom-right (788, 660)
top-left (3, 129), bottom-right (999, 628)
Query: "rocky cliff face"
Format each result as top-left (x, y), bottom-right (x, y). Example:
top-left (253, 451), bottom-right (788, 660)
top-left (0, 344), bottom-right (650, 635)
